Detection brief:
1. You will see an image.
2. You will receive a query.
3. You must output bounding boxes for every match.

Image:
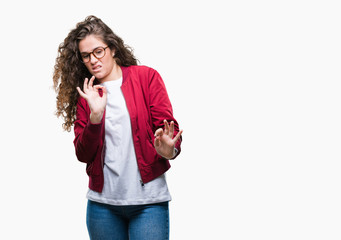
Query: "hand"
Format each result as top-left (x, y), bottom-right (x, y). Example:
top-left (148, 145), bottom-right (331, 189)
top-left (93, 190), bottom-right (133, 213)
top-left (76, 76), bottom-right (107, 124)
top-left (154, 120), bottom-right (183, 159)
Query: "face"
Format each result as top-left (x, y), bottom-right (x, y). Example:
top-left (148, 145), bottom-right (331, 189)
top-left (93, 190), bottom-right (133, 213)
top-left (78, 35), bottom-right (116, 82)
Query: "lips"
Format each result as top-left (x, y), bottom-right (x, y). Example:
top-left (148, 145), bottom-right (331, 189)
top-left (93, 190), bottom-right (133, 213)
top-left (92, 65), bottom-right (102, 72)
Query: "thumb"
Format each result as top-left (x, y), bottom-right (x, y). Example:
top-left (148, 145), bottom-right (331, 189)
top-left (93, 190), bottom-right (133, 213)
top-left (154, 136), bottom-right (161, 148)
top-left (154, 128), bottom-right (163, 148)
top-left (154, 128), bottom-right (163, 137)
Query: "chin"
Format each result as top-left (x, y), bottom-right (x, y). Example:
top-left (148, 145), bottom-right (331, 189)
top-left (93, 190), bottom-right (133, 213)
top-left (92, 72), bottom-right (105, 80)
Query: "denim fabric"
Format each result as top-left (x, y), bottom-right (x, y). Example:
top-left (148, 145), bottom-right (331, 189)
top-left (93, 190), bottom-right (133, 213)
top-left (86, 200), bottom-right (169, 240)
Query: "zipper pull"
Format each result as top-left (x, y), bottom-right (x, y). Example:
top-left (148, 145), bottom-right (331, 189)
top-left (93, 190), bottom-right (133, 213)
top-left (140, 180), bottom-right (145, 187)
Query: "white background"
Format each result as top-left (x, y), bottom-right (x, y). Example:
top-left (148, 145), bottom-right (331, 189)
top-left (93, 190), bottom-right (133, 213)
top-left (1, 0), bottom-right (340, 239)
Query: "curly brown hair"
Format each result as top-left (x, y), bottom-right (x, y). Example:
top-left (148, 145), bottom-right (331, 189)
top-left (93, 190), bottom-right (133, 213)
top-left (53, 15), bottom-right (138, 131)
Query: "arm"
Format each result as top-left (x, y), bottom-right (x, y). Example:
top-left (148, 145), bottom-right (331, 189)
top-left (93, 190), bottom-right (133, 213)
top-left (148, 69), bottom-right (183, 159)
top-left (73, 76), bottom-right (107, 164)
top-left (73, 98), bottom-right (103, 164)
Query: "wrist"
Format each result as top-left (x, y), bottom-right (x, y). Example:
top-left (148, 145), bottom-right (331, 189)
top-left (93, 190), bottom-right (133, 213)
top-left (90, 112), bottom-right (103, 124)
top-left (165, 148), bottom-right (178, 160)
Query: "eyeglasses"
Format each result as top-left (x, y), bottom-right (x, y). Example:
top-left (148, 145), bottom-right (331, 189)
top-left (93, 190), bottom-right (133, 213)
top-left (80, 46), bottom-right (109, 63)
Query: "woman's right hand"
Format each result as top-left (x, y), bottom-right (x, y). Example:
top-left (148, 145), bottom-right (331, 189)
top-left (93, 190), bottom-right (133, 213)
top-left (76, 76), bottom-right (107, 124)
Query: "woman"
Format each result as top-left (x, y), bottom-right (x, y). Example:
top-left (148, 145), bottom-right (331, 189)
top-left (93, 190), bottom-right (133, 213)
top-left (53, 15), bottom-right (183, 240)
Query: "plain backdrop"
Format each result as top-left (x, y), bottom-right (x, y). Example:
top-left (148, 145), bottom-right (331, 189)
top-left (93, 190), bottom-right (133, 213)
top-left (1, 0), bottom-right (340, 239)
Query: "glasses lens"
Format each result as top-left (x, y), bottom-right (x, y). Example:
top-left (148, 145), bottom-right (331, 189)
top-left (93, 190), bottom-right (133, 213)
top-left (94, 47), bottom-right (105, 59)
top-left (81, 54), bottom-right (90, 63)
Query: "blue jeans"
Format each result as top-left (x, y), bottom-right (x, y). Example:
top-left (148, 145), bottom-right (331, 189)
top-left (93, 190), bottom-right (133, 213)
top-left (86, 200), bottom-right (169, 240)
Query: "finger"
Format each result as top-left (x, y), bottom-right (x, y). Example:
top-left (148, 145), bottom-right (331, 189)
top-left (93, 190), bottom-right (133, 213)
top-left (154, 136), bottom-right (161, 148)
top-left (94, 85), bottom-right (108, 100)
top-left (154, 128), bottom-right (163, 137)
top-left (169, 121), bottom-right (174, 138)
top-left (94, 85), bottom-right (105, 91)
top-left (164, 120), bottom-right (169, 135)
top-left (172, 129), bottom-right (183, 143)
top-left (83, 78), bottom-right (89, 93)
top-left (88, 75), bottom-right (95, 89)
top-left (76, 87), bottom-right (87, 99)
top-left (101, 86), bottom-right (107, 94)
top-left (101, 86), bottom-right (108, 102)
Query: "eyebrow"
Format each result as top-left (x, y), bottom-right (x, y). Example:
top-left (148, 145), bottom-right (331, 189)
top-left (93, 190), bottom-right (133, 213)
top-left (80, 46), bottom-right (105, 54)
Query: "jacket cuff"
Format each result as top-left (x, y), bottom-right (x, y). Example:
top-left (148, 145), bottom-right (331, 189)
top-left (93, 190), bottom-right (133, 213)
top-left (84, 120), bottom-right (103, 140)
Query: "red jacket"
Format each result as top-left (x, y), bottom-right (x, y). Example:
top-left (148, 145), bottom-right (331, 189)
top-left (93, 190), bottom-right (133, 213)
top-left (73, 65), bottom-right (182, 193)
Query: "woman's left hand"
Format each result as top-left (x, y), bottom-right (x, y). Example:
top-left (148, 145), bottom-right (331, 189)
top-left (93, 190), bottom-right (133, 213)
top-left (154, 120), bottom-right (183, 159)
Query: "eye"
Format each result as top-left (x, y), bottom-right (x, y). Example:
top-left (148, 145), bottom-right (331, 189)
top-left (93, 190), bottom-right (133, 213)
top-left (95, 49), bottom-right (104, 54)
top-left (82, 54), bottom-right (90, 59)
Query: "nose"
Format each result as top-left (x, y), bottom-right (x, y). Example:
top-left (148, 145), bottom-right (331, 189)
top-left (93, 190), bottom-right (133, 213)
top-left (90, 53), bottom-right (98, 64)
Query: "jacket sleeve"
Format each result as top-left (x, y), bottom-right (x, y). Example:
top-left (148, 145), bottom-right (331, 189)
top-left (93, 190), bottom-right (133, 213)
top-left (73, 97), bottom-right (103, 164)
top-left (148, 68), bottom-right (182, 159)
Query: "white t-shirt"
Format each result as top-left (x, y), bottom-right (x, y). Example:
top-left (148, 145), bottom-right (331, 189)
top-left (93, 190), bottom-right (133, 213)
top-left (86, 77), bottom-right (171, 205)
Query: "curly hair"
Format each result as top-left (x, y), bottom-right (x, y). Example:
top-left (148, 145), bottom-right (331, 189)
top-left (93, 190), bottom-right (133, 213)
top-left (53, 15), bottom-right (138, 131)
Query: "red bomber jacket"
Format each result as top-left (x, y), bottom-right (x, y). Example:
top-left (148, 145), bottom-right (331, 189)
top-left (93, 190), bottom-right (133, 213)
top-left (73, 65), bottom-right (182, 193)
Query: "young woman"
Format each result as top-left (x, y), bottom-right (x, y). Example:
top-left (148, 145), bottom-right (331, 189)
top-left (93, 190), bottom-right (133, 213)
top-left (53, 15), bottom-right (183, 240)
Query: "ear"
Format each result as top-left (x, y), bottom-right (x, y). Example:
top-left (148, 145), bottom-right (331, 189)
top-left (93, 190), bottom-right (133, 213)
top-left (110, 48), bottom-right (116, 57)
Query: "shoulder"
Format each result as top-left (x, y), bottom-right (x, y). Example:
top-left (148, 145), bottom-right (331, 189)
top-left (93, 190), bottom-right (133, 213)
top-left (125, 65), bottom-right (159, 76)
top-left (122, 65), bottom-right (162, 86)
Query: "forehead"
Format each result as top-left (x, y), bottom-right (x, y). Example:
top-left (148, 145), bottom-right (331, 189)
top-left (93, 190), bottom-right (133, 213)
top-left (78, 35), bottom-right (106, 53)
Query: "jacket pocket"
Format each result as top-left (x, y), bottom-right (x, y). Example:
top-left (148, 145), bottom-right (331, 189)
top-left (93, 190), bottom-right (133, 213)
top-left (145, 120), bottom-right (155, 144)
top-left (143, 120), bottom-right (165, 167)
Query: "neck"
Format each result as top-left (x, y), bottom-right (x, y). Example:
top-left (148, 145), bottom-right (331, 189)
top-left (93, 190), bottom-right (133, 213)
top-left (99, 64), bottom-right (122, 83)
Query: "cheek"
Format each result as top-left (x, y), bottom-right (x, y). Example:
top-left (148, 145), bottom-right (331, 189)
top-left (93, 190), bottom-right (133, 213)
top-left (85, 63), bottom-right (91, 70)
top-left (85, 64), bottom-right (94, 73)
top-left (104, 57), bottom-right (115, 69)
